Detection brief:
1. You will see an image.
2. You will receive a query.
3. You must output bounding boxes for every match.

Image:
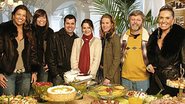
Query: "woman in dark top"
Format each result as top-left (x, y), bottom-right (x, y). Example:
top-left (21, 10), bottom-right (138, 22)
top-left (0, 5), bottom-right (39, 96)
top-left (146, 5), bottom-right (185, 96)
top-left (32, 9), bottom-right (54, 82)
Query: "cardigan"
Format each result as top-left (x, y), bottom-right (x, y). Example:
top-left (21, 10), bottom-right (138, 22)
top-left (71, 37), bottom-right (102, 79)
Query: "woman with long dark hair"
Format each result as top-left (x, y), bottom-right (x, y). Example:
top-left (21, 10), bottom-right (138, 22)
top-left (71, 19), bottom-right (102, 79)
top-left (146, 5), bottom-right (185, 96)
top-left (32, 9), bottom-right (54, 82)
top-left (0, 5), bottom-right (40, 96)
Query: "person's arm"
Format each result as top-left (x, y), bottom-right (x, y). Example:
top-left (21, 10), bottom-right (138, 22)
top-left (45, 28), bottom-right (54, 66)
top-left (70, 39), bottom-right (79, 70)
top-left (89, 39), bottom-right (102, 79)
top-left (146, 31), bottom-right (158, 73)
top-left (46, 33), bottom-right (59, 77)
top-left (0, 34), bottom-right (8, 88)
top-left (107, 35), bottom-right (121, 80)
top-left (29, 31), bottom-right (40, 83)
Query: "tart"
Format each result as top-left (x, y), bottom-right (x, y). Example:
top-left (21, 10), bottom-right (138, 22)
top-left (47, 85), bottom-right (77, 102)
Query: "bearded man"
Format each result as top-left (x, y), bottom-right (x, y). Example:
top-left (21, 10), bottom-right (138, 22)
top-left (120, 10), bottom-right (150, 91)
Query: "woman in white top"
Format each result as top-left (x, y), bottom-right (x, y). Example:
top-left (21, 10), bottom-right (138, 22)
top-left (71, 19), bottom-right (102, 79)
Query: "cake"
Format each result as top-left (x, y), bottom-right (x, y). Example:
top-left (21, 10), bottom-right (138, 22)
top-left (47, 85), bottom-right (77, 102)
top-left (166, 78), bottom-right (185, 89)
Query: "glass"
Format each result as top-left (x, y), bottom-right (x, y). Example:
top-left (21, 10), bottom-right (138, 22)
top-left (128, 97), bottom-right (143, 104)
top-left (70, 81), bottom-right (87, 93)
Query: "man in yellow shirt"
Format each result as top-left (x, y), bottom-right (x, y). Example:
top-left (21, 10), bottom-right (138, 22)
top-left (120, 10), bottom-right (149, 91)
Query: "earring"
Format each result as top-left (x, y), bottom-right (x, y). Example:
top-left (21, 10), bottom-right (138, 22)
top-left (157, 28), bottom-right (161, 39)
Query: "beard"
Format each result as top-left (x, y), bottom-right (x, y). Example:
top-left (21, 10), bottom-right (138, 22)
top-left (131, 24), bottom-right (142, 31)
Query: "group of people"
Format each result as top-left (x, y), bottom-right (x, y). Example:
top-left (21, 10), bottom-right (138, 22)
top-left (0, 4), bottom-right (184, 97)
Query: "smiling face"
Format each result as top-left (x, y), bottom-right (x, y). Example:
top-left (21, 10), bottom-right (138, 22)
top-left (36, 15), bottom-right (47, 27)
top-left (12, 9), bottom-right (26, 26)
top-left (158, 10), bottom-right (174, 32)
top-left (129, 15), bottom-right (143, 32)
top-left (101, 17), bottom-right (113, 33)
top-left (64, 18), bottom-right (76, 35)
top-left (82, 23), bottom-right (92, 36)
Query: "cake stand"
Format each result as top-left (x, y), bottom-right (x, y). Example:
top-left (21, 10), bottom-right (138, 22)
top-left (41, 95), bottom-right (73, 104)
top-left (41, 92), bottom-right (82, 104)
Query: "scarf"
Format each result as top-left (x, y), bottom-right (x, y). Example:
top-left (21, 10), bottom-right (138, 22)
top-left (78, 34), bottom-right (93, 74)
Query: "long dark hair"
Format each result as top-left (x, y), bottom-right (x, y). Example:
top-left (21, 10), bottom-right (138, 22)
top-left (81, 19), bottom-right (94, 32)
top-left (12, 5), bottom-right (34, 45)
top-left (33, 9), bottom-right (49, 32)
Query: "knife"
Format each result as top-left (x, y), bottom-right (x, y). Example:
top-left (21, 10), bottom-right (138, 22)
top-left (153, 72), bottom-right (164, 95)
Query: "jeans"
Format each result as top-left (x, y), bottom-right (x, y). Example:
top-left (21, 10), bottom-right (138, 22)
top-left (3, 73), bottom-right (31, 96)
top-left (121, 78), bottom-right (149, 92)
top-left (37, 66), bottom-right (48, 82)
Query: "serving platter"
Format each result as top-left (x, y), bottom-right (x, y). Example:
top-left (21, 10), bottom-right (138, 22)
top-left (41, 92), bottom-right (83, 103)
top-left (90, 84), bottom-right (127, 99)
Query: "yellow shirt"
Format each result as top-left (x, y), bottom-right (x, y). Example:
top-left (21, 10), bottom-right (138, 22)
top-left (122, 34), bottom-right (149, 81)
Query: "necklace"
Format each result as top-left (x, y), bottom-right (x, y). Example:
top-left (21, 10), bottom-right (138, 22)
top-left (129, 33), bottom-right (140, 39)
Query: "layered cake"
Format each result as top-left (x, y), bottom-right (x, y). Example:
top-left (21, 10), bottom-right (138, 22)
top-left (47, 85), bottom-right (77, 102)
top-left (166, 78), bottom-right (185, 89)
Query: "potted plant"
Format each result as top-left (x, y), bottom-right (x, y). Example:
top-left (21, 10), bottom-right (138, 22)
top-left (91, 0), bottom-right (158, 35)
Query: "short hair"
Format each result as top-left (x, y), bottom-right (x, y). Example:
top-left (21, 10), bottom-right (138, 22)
top-left (33, 9), bottom-right (49, 30)
top-left (159, 4), bottom-right (174, 18)
top-left (81, 19), bottom-right (94, 30)
top-left (129, 10), bottom-right (145, 22)
top-left (64, 14), bottom-right (76, 24)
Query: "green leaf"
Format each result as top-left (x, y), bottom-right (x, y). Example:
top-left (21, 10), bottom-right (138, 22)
top-left (91, 0), bottom-right (158, 35)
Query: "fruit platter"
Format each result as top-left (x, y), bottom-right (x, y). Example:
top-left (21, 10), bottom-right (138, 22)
top-left (91, 99), bottom-right (119, 104)
top-left (32, 82), bottom-right (53, 95)
top-left (91, 84), bottom-right (127, 99)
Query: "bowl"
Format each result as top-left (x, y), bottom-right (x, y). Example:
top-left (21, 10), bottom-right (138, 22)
top-left (69, 81), bottom-right (87, 93)
top-left (32, 82), bottom-right (53, 95)
top-left (93, 84), bottom-right (127, 99)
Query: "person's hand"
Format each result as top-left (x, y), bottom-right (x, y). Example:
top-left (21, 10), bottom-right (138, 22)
top-left (31, 73), bottom-right (37, 83)
top-left (146, 64), bottom-right (155, 73)
top-left (43, 64), bottom-right (49, 72)
top-left (0, 74), bottom-right (8, 88)
top-left (103, 78), bottom-right (110, 85)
